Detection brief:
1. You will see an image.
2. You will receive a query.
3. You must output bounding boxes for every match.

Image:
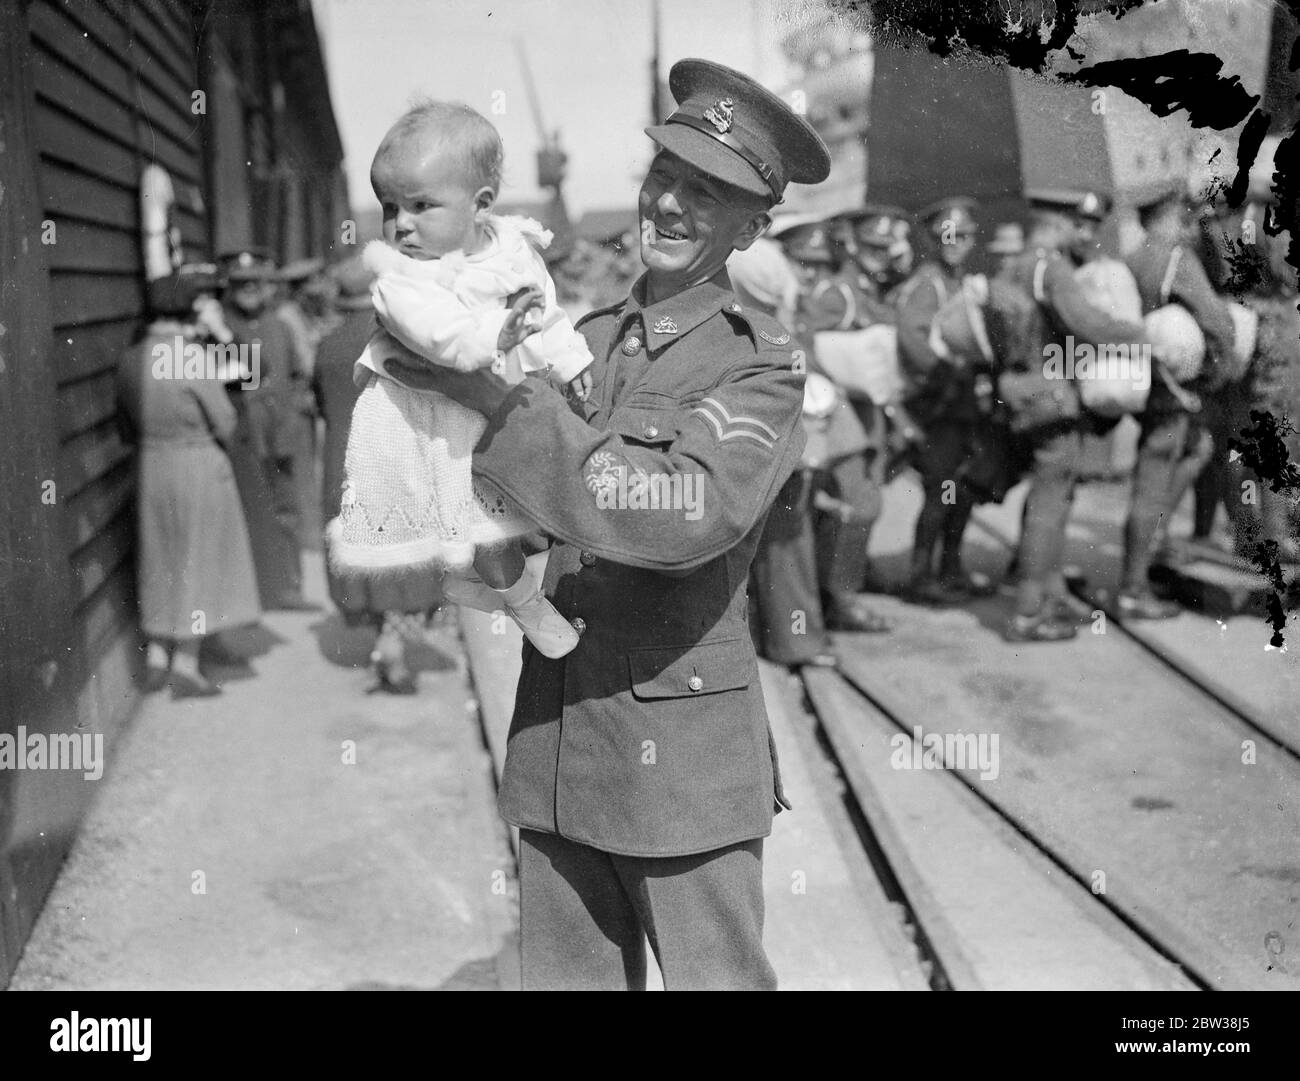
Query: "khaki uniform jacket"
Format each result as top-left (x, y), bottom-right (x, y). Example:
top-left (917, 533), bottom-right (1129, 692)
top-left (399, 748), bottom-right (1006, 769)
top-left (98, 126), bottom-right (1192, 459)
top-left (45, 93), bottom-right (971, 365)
top-left (470, 270), bottom-right (806, 857)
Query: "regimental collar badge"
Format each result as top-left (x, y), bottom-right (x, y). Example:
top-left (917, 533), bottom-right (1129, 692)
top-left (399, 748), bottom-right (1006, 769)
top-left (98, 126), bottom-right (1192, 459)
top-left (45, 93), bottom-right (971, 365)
top-left (757, 328), bottom-right (791, 345)
top-left (652, 316), bottom-right (679, 334)
top-left (702, 97), bottom-right (734, 134)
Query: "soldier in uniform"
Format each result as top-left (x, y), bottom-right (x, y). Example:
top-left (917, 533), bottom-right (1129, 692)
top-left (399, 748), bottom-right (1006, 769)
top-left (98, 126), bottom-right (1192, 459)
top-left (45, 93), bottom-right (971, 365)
top-left (894, 195), bottom-right (999, 604)
top-left (796, 205), bottom-right (916, 599)
top-left (385, 59), bottom-right (828, 989)
top-left (769, 217), bottom-right (892, 634)
top-left (1000, 191), bottom-right (1152, 641)
top-left (1122, 186), bottom-right (1236, 616)
top-left (220, 250), bottom-right (314, 610)
top-left (274, 256), bottom-right (331, 547)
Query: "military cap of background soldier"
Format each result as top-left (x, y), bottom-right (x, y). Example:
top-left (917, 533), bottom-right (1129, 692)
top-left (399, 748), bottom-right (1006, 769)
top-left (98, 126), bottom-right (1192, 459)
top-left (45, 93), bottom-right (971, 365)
top-left (1027, 189), bottom-right (1110, 222)
top-left (987, 222), bottom-right (1025, 256)
top-left (839, 203), bottom-right (911, 250)
top-left (645, 58), bottom-right (831, 205)
top-left (218, 248), bottom-right (277, 284)
top-left (917, 196), bottom-right (980, 239)
top-left (769, 212), bottom-right (836, 265)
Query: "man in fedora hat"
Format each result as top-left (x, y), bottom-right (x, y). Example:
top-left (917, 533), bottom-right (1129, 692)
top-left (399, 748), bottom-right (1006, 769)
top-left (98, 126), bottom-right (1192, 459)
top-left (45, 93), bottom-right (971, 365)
top-left (386, 58), bottom-right (829, 989)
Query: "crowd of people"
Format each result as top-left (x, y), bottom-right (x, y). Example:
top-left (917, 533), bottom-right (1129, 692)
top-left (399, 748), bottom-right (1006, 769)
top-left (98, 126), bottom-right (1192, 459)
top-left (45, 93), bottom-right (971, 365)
top-left (734, 151), bottom-right (1298, 655)
top-left (116, 134), bottom-right (1299, 705)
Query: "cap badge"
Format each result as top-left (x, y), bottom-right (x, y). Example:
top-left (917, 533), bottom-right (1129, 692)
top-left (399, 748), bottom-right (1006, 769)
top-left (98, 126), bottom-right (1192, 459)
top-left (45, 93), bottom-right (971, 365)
top-left (702, 97), bottom-right (734, 134)
top-left (653, 316), bottom-right (678, 334)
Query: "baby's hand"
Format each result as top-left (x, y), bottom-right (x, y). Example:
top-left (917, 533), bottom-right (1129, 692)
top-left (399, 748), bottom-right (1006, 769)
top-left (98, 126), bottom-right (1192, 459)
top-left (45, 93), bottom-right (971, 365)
top-left (567, 368), bottom-right (593, 402)
top-left (498, 286), bottom-right (544, 353)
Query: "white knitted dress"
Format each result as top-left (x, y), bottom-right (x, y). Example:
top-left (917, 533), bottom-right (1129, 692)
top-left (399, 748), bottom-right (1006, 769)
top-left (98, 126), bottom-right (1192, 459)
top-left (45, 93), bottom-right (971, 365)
top-left (327, 218), bottom-right (591, 576)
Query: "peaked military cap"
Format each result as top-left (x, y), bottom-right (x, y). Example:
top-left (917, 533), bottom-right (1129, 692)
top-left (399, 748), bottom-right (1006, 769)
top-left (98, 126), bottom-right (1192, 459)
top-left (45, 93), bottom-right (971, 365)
top-left (839, 203), bottom-right (910, 248)
top-left (219, 248), bottom-right (276, 283)
top-left (645, 58), bottom-right (831, 204)
top-left (1027, 189), bottom-right (1111, 221)
top-left (918, 195), bottom-right (980, 236)
top-left (777, 221), bottom-right (836, 265)
top-left (987, 221), bottom-right (1025, 255)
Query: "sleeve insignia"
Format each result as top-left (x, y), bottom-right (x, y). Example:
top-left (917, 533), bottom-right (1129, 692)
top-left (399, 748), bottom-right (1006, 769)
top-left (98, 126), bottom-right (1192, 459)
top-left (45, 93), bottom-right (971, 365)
top-left (584, 450), bottom-right (624, 497)
top-left (690, 396), bottom-right (778, 450)
top-left (757, 328), bottom-right (791, 345)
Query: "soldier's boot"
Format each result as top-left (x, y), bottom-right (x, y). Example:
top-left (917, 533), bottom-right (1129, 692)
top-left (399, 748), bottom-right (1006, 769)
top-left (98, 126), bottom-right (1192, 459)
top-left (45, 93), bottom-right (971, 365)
top-left (494, 567), bottom-right (580, 660)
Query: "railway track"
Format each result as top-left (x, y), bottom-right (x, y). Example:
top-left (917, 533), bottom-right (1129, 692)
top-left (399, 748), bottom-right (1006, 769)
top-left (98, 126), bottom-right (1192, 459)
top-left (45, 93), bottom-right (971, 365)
top-left (967, 512), bottom-right (1300, 762)
top-left (784, 515), bottom-right (1300, 990)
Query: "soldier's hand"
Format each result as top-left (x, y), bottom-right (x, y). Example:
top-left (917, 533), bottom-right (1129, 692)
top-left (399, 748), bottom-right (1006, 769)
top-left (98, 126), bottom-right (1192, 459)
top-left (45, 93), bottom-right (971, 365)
top-left (382, 357), bottom-right (513, 416)
top-left (498, 287), bottom-right (545, 353)
top-left (567, 367), bottom-right (593, 402)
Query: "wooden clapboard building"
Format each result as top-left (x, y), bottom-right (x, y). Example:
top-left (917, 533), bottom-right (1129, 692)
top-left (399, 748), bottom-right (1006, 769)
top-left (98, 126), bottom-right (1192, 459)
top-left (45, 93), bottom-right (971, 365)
top-left (0, 0), bottom-right (346, 984)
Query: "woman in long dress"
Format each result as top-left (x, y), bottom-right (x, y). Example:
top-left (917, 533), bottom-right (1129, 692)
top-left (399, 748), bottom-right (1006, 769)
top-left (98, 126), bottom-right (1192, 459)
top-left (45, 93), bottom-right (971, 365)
top-left (117, 270), bottom-right (261, 696)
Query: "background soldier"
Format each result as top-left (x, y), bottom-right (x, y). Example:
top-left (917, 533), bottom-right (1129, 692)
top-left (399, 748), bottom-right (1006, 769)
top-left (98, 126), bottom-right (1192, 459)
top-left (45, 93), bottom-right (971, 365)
top-left (1122, 187), bottom-right (1236, 616)
top-left (776, 216), bottom-right (891, 631)
top-left (275, 256), bottom-right (332, 546)
top-left (220, 250), bottom-right (314, 611)
top-left (1000, 191), bottom-right (1150, 642)
top-left (895, 195), bottom-right (999, 604)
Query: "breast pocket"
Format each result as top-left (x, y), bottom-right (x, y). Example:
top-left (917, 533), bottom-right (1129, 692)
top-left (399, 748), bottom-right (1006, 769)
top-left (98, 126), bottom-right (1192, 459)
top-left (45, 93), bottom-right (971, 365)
top-left (627, 637), bottom-right (757, 700)
top-left (606, 404), bottom-right (683, 449)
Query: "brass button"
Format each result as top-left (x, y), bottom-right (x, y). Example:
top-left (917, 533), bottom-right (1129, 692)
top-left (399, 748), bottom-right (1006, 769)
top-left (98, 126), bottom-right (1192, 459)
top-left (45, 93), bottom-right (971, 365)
top-left (579, 550), bottom-right (596, 567)
top-left (621, 336), bottom-right (642, 356)
top-left (687, 675), bottom-right (704, 692)
top-left (643, 424), bottom-right (659, 440)
top-left (571, 617), bottom-right (586, 636)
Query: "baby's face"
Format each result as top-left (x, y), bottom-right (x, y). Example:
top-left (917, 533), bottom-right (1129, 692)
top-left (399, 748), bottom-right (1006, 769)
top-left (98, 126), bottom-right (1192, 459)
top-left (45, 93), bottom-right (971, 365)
top-left (371, 140), bottom-right (488, 260)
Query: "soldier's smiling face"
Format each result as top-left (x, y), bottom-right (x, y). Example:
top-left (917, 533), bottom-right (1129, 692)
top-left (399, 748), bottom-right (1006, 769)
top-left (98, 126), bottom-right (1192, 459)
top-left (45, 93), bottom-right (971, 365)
top-left (639, 150), bottom-right (771, 300)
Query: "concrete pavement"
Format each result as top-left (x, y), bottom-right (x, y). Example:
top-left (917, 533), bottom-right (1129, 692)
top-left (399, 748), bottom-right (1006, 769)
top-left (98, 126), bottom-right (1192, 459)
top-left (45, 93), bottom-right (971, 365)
top-left (10, 552), bottom-right (517, 990)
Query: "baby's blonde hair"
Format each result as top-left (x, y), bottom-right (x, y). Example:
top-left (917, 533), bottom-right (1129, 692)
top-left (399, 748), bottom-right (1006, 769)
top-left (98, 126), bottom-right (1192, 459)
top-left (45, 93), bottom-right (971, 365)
top-left (374, 98), bottom-right (504, 192)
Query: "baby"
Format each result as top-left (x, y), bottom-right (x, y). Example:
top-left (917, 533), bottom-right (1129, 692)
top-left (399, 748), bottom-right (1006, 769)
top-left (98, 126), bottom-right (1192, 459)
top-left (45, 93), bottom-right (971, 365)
top-left (327, 100), bottom-right (592, 659)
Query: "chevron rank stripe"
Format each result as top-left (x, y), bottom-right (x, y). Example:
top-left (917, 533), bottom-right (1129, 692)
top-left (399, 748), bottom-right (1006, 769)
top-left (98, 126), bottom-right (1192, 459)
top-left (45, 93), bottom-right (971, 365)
top-left (690, 396), bottom-right (778, 449)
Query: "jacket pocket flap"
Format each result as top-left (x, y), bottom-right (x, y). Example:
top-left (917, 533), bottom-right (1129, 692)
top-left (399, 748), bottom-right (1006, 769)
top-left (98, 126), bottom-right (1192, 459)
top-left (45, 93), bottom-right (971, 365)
top-left (627, 637), bottom-right (757, 699)
top-left (606, 406), bottom-right (681, 445)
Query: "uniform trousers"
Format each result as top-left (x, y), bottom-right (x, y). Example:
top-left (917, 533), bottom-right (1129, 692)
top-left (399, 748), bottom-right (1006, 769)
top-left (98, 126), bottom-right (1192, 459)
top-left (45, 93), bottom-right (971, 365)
top-left (910, 419), bottom-right (978, 579)
top-left (750, 470), bottom-right (833, 664)
top-left (1014, 422), bottom-right (1082, 617)
top-left (1122, 410), bottom-right (1211, 592)
top-left (518, 829), bottom-right (776, 991)
top-left (813, 451), bottom-right (881, 605)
